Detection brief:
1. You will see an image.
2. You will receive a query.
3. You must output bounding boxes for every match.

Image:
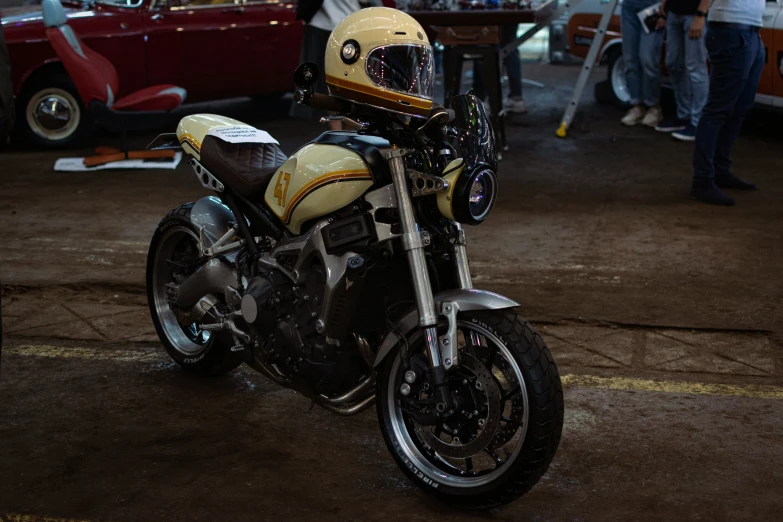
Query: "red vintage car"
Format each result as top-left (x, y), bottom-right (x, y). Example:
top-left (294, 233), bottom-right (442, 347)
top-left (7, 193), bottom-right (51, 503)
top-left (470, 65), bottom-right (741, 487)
top-left (0, 0), bottom-right (303, 147)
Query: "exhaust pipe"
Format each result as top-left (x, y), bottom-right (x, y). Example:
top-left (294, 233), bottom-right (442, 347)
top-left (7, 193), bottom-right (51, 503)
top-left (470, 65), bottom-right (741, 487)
top-left (317, 395), bottom-right (376, 416)
top-left (318, 374), bottom-right (375, 406)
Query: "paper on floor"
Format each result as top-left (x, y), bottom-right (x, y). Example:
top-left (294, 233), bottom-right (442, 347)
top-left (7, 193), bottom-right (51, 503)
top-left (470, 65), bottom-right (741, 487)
top-left (54, 153), bottom-right (183, 172)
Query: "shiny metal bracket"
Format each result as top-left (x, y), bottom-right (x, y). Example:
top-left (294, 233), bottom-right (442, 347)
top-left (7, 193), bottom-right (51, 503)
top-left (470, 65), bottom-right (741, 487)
top-left (190, 159), bottom-right (224, 193)
top-left (401, 230), bottom-right (431, 251)
top-left (409, 169), bottom-right (449, 197)
top-left (440, 301), bottom-right (459, 370)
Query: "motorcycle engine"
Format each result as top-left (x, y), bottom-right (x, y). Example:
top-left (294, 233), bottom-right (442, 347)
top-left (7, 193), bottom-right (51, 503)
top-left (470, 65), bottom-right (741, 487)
top-left (240, 265), bottom-right (362, 396)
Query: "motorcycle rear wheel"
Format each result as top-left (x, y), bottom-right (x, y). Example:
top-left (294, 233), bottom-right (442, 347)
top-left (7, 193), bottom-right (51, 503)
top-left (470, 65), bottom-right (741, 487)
top-left (376, 309), bottom-right (563, 509)
top-left (146, 203), bottom-right (242, 376)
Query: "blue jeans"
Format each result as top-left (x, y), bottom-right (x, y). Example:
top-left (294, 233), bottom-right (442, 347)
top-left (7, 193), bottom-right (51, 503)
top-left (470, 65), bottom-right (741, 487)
top-left (692, 26), bottom-right (765, 183)
top-left (621, 0), bottom-right (663, 106)
top-left (665, 14), bottom-right (709, 126)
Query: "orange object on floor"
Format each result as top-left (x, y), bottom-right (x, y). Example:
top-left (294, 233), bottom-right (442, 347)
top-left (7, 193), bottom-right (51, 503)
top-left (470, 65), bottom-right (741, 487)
top-left (82, 149), bottom-right (176, 167)
top-left (93, 146), bottom-right (122, 155)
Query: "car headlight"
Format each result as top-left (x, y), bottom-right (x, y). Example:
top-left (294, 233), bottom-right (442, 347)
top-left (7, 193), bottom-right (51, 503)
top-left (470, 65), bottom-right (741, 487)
top-left (436, 159), bottom-right (498, 225)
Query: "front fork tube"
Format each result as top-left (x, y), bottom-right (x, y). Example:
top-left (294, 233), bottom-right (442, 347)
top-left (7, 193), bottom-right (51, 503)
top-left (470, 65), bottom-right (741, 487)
top-left (387, 149), bottom-right (452, 411)
top-left (452, 224), bottom-right (473, 290)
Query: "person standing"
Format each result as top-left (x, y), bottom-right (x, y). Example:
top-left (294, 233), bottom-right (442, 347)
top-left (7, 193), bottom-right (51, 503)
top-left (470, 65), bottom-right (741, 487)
top-left (473, 25), bottom-right (527, 114)
top-left (619, 0), bottom-right (665, 127)
top-left (654, 0), bottom-right (709, 141)
top-left (690, 0), bottom-right (765, 206)
top-left (291, 0), bottom-right (367, 128)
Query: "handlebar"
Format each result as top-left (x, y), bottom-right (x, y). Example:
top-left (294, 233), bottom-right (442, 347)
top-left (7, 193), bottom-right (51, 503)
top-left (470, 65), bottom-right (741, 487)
top-left (295, 90), bottom-right (350, 114)
top-left (320, 116), bottom-right (366, 132)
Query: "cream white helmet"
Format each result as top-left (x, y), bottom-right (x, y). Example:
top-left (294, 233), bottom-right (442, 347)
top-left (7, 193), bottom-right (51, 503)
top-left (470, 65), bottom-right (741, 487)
top-left (325, 7), bottom-right (434, 118)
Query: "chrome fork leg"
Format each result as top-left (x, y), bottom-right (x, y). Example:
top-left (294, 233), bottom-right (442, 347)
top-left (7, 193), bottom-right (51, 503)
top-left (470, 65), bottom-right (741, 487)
top-left (387, 149), bottom-right (437, 330)
top-left (452, 223), bottom-right (473, 290)
top-left (386, 149), bottom-right (451, 411)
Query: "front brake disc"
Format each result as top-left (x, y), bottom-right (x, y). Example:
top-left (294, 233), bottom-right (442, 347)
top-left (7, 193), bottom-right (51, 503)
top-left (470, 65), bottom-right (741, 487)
top-left (417, 353), bottom-right (501, 459)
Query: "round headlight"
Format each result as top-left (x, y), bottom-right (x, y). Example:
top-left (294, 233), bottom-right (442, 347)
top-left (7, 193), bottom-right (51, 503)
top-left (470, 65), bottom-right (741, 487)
top-left (468, 170), bottom-right (495, 221)
top-left (451, 167), bottom-right (497, 225)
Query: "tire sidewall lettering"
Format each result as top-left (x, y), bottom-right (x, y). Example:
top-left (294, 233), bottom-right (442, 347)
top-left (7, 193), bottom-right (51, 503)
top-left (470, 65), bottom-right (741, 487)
top-left (183, 353), bottom-right (207, 364)
top-left (470, 318), bottom-right (508, 346)
top-left (158, 219), bottom-right (182, 233)
top-left (390, 420), bottom-right (441, 489)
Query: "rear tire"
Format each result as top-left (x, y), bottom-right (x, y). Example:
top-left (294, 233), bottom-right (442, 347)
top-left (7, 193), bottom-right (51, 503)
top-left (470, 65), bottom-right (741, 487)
top-left (376, 309), bottom-right (563, 509)
top-left (15, 73), bottom-right (91, 149)
top-left (146, 203), bottom-right (243, 377)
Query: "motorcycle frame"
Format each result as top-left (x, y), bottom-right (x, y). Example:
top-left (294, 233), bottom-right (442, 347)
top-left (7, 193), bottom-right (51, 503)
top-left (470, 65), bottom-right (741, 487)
top-left (184, 144), bottom-right (518, 415)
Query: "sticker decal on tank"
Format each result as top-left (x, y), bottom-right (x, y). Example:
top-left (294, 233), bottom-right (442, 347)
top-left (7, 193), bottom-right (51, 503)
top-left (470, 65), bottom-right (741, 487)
top-left (273, 171), bottom-right (292, 207)
top-left (278, 169), bottom-right (372, 224)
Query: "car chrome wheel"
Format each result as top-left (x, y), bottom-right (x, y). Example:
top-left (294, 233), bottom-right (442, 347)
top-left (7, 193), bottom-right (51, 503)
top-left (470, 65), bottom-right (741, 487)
top-left (610, 56), bottom-right (632, 104)
top-left (388, 320), bottom-right (530, 488)
top-left (151, 226), bottom-right (213, 357)
top-left (25, 87), bottom-right (81, 141)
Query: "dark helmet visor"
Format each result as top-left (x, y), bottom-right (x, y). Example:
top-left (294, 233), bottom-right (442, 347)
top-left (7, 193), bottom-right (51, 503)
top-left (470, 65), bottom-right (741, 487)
top-left (365, 44), bottom-right (434, 99)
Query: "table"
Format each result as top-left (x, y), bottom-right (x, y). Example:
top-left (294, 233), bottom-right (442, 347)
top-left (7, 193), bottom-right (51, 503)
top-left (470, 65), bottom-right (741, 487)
top-left (408, 0), bottom-right (570, 151)
top-left (407, 2), bottom-right (558, 28)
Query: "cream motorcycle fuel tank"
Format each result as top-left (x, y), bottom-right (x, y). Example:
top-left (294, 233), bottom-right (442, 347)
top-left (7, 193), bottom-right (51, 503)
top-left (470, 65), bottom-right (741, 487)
top-left (264, 143), bottom-right (374, 235)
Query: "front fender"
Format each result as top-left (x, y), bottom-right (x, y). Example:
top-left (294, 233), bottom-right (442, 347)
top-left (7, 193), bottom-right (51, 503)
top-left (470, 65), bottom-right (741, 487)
top-left (372, 289), bottom-right (520, 368)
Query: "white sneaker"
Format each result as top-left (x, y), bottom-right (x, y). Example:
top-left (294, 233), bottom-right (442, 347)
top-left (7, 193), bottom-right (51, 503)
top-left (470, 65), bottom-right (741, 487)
top-left (641, 106), bottom-right (663, 128)
top-left (503, 97), bottom-right (527, 114)
top-left (621, 106), bottom-right (645, 126)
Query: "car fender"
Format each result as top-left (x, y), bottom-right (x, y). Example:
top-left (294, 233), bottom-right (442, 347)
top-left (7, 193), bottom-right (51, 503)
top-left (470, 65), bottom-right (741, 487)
top-left (595, 38), bottom-right (623, 63)
top-left (15, 57), bottom-right (63, 95)
top-left (599, 38), bottom-right (622, 63)
top-left (372, 288), bottom-right (520, 368)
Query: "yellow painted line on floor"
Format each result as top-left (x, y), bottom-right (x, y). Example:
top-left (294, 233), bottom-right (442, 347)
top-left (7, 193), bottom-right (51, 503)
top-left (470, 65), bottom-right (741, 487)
top-left (6, 344), bottom-right (162, 363)
top-left (6, 345), bottom-right (783, 400)
top-left (562, 374), bottom-right (783, 400)
top-left (2, 514), bottom-right (91, 522)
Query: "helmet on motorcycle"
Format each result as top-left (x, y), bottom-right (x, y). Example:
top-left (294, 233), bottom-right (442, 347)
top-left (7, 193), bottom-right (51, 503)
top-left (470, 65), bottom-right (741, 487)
top-left (325, 7), bottom-right (434, 118)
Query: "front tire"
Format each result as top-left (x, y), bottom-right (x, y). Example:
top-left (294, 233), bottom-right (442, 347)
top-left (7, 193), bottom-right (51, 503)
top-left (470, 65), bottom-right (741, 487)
top-left (376, 309), bottom-right (563, 509)
top-left (146, 203), bottom-right (243, 376)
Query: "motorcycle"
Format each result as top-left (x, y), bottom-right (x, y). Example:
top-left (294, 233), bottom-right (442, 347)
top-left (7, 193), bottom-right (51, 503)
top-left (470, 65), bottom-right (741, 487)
top-left (145, 61), bottom-right (563, 509)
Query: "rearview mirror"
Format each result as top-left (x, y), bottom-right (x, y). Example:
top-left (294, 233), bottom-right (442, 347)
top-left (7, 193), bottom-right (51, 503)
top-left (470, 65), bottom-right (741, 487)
top-left (294, 62), bottom-right (320, 90)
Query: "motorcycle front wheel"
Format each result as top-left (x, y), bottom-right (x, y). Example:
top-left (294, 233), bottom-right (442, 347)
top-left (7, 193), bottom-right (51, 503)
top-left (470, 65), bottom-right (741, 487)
top-left (376, 309), bottom-right (563, 509)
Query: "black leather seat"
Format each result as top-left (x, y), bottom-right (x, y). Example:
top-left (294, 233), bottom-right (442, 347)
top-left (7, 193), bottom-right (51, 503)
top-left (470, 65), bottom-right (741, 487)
top-left (199, 135), bottom-right (287, 198)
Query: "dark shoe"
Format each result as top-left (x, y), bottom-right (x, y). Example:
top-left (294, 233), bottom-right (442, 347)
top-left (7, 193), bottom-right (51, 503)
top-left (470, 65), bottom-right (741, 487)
top-left (655, 118), bottom-right (688, 132)
top-left (716, 173), bottom-right (757, 191)
top-left (672, 124), bottom-right (697, 142)
top-left (690, 182), bottom-right (735, 206)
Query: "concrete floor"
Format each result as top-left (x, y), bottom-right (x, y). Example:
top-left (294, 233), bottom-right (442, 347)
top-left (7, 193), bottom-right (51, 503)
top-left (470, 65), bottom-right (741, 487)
top-left (1, 64), bottom-right (782, 521)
